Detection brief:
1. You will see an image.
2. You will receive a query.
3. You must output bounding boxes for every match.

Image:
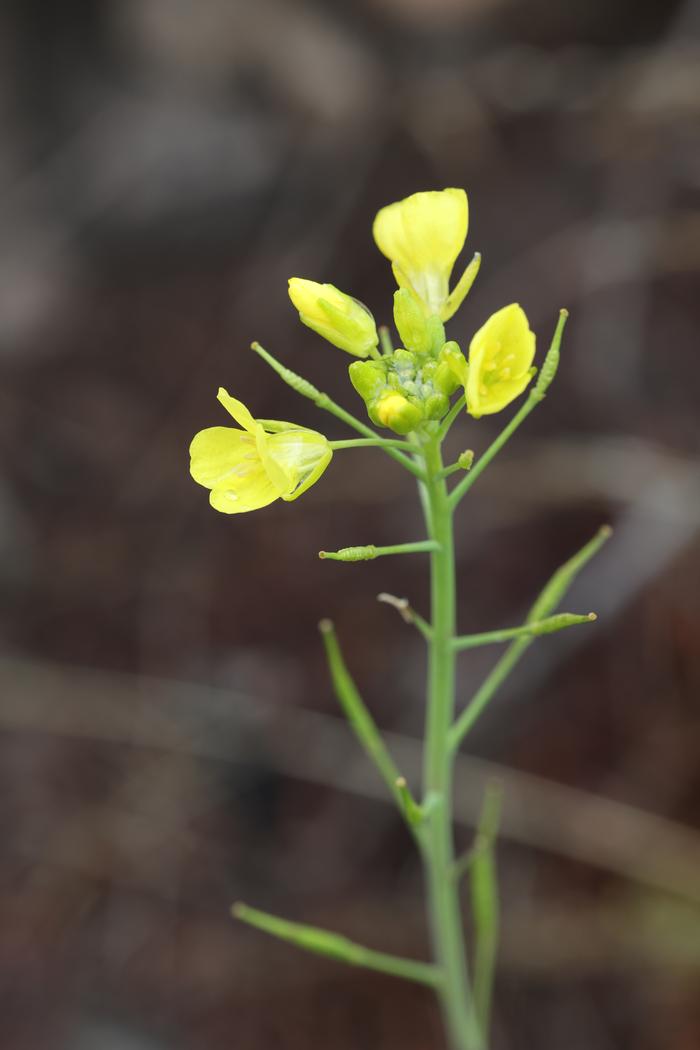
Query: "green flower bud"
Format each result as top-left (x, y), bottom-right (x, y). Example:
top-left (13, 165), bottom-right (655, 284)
top-left (423, 392), bottom-right (450, 420)
top-left (392, 347), bottom-right (416, 375)
top-left (426, 315), bottom-right (446, 355)
top-left (348, 359), bottom-right (386, 402)
top-left (393, 289), bottom-right (432, 355)
top-left (371, 392), bottom-right (423, 435)
top-left (435, 341), bottom-right (465, 395)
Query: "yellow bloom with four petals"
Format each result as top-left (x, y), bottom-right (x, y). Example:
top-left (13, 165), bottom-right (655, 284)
top-left (190, 388), bottom-right (332, 514)
top-left (463, 303), bottom-right (536, 418)
top-left (372, 188), bottom-right (480, 321)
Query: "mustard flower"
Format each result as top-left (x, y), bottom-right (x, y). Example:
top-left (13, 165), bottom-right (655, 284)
top-left (464, 304), bottom-right (536, 417)
top-left (288, 278), bottom-right (378, 358)
top-left (190, 388), bottom-right (332, 513)
top-left (372, 188), bottom-right (480, 321)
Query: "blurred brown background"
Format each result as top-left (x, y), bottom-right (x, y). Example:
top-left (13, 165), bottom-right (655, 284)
top-left (0, 0), bottom-right (699, 1047)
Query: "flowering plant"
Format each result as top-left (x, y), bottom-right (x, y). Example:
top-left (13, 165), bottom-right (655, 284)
top-left (190, 188), bottom-right (609, 1050)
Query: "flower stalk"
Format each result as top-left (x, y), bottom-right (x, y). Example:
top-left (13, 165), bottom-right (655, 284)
top-left (187, 188), bottom-right (611, 1050)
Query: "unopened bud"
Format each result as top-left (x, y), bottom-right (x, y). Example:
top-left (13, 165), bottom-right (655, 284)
top-left (289, 278), bottom-right (378, 358)
top-left (372, 392), bottom-right (423, 435)
top-left (393, 289), bottom-right (432, 355)
top-left (348, 359), bottom-right (386, 402)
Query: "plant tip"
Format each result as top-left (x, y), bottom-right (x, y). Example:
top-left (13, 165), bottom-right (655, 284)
top-left (599, 524), bottom-right (613, 538)
top-left (318, 551), bottom-right (327, 559)
top-left (587, 612), bottom-right (598, 621)
top-left (396, 776), bottom-right (407, 788)
top-left (318, 618), bottom-right (333, 633)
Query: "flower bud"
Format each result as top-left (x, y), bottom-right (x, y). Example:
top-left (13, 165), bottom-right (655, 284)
top-left (348, 359), bottom-right (386, 402)
top-left (437, 341), bottom-right (467, 395)
top-left (288, 278), bottom-right (378, 358)
top-left (392, 347), bottom-right (417, 375)
top-left (423, 392), bottom-right (450, 420)
top-left (393, 289), bottom-right (432, 355)
top-left (372, 392), bottom-right (423, 435)
top-left (426, 315), bottom-right (447, 355)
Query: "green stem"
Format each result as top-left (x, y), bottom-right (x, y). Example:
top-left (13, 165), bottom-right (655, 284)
top-left (450, 637), bottom-right (530, 752)
top-left (379, 325), bottom-right (395, 356)
top-left (233, 903), bottom-right (440, 987)
top-left (330, 437), bottom-right (414, 451)
top-left (448, 395), bottom-right (537, 510)
top-left (421, 437), bottom-right (483, 1050)
top-left (438, 395), bottom-right (466, 440)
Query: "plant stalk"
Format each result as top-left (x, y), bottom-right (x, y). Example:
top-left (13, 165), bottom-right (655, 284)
top-left (421, 437), bottom-right (483, 1050)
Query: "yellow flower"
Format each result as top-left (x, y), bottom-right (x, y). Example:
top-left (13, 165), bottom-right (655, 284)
top-left (372, 188), bottom-right (480, 321)
top-left (288, 278), bottom-right (378, 357)
top-left (190, 388), bottom-right (332, 513)
top-left (465, 304), bottom-right (536, 417)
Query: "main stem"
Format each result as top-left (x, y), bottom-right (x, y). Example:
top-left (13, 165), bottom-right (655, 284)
top-left (422, 437), bottom-right (483, 1050)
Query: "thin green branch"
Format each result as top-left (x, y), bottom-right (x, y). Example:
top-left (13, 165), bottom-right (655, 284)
top-left (319, 619), bottom-right (420, 839)
top-left (449, 310), bottom-right (568, 511)
top-left (437, 394), bottom-right (466, 441)
top-left (330, 437), bottom-right (414, 451)
top-left (319, 541), bottom-right (439, 562)
top-left (251, 342), bottom-right (425, 480)
top-left (452, 612), bottom-right (596, 651)
top-left (449, 525), bottom-right (612, 752)
top-left (232, 903), bottom-right (441, 987)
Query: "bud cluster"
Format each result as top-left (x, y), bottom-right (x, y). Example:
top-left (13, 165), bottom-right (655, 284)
top-left (349, 324), bottom-right (464, 437)
top-left (346, 288), bottom-right (467, 435)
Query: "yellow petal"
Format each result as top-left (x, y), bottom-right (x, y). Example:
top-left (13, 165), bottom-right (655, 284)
top-left (288, 279), bottom-right (346, 325)
top-left (266, 429), bottom-right (332, 501)
top-left (466, 304), bottom-right (536, 416)
top-left (373, 189), bottom-right (468, 314)
top-left (209, 482), bottom-right (280, 514)
top-left (190, 426), bottom-right (281, 513)
top-left (217, 388), bottom-right (257, 432)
